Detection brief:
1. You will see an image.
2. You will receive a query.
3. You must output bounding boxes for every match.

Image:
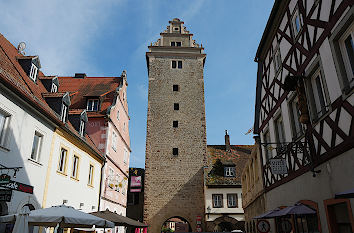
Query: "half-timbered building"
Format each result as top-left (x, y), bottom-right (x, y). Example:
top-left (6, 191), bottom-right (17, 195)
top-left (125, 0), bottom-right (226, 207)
top-left (253, 0), bottom-right (354, 232)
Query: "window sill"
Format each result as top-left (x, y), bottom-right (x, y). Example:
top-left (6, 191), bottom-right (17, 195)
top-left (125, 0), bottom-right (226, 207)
top-left (87, 184), bottom-right (94, 188)
top-left (56, 171), bottom-right (67, 177)
top-left (70, 176), bottom-right (79, 182)
top-left (28, 158), bottom-right (43, 167)
top-left (0, 145), bottom-right (10, 152)
top-left (227, 206), bottom-right (238, 208)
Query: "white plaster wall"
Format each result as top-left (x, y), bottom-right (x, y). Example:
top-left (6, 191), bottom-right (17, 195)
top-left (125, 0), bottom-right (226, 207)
top-left (205, 187), bottom-right (244, 222)
top-left (0, 91), bottom-right (54, 214)
top-left (265, 148), bottom-right (354, 233)
top-left (44, 134), bottom-right (102, 213)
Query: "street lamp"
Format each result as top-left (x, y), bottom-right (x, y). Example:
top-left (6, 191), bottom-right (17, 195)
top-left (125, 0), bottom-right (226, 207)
top-left (206, 206), bottom-right (211, 219)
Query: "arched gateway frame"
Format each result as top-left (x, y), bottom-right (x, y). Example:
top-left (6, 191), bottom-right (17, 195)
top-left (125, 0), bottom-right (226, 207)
top-left (161, 216), bottom-right (192, 233)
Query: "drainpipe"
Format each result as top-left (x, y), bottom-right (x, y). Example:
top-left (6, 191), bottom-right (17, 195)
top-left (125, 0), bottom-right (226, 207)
top-left (98, 157), bottom-right (106, 210)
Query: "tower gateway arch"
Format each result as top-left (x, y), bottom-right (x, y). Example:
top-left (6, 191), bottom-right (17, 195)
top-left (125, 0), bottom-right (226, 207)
top-left (144, 18), bottom-right (207, 233)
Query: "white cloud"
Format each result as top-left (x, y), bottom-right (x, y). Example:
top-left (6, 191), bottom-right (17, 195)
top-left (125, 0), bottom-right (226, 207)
top-left (0, 0), bottom-right (125, 76)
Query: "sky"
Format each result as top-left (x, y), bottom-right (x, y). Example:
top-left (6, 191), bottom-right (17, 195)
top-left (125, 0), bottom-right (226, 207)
top-left (0, 0), bottom-right (274, 169)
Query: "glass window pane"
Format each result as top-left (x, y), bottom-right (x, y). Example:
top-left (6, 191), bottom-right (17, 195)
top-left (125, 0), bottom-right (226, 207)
top-left (172, 61), bottom-right (177, 68)
top-left (344, 34), bottom-right (354, 75)
top-left (315, 76), bottom-right (326, 115)
top-left (178, 61), bottom-right (182, 69)
top-left (31, 134), bottom-right (40, 160)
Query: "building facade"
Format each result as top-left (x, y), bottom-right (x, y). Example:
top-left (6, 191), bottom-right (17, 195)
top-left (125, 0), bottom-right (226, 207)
top-left (126, 168), bottom-right (145, 233)
top-left (241, 137), bottom-right (266, 233)
top-left (0, 34), bottom-right (106, 233)
top-left (204, 132), bottom-right (252, 232)
top-left (253, 0), bottom-right (354, 232)
top-left (144, 18), bottom-right (207, 233)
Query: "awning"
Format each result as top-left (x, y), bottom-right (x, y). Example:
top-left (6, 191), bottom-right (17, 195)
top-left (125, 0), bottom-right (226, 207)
top-left (253, 208), bottom-right (280, 219)
top-left (90, 210), bottom-right (148, 228)
top-left (335, 188), bottom-right (354, 199)
top-left (267, 204), bottom-right (316, 217)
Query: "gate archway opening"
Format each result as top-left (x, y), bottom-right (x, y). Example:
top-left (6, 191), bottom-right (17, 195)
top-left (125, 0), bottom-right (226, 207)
top-left (161, 216), bottom-right (191, 232)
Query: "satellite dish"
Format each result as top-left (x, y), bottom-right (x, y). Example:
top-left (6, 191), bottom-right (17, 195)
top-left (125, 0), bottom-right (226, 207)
top-left (17, 42), bottom-right (26, 54)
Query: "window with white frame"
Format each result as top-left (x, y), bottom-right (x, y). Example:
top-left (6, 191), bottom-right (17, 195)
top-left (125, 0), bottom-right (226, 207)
top-left (87, 99), bottom-right (99, 111)
top-left (224, 166), bottom-right (235, 177)
top-left (71, 155), bottom-right (79, 179)
top-left (288, 95), bottom-right (303, 139)
top-left (79, 120), bottom-right (85, 137)
top-left (88, 164), bottom-right (94, 186)
top-left (61, 104), bottom-right (68, 122)
top-left (307, 68), bottom-right (328, 120)
top-left (30, 131), bottom-right (43, 161)
top-left (338, 22), bottom-right (354, 89)
top-left (58, 148), bottom-right (67, 173)
top-left (212, 194), bottom-right (223, 208)
top-left (227, 194), bottom-right (238, 208)
top-left (51, 83), bottom-right (58, 93)
top-left (291, 6), bottom-right (303, 38)
top-left (0, 110), bottom-right (10, 148)
top-left (108, 167), bottom-right (114, 189)
top-left (124, 148), bottom-right (128, 164)
top-left (112, 131), bottom-right (117, 151)
top-left (274, 46), bottom-right (282, 73)
top-left (29, 63), bottom-right (38, 82)
top-left (263, 129), bottom-right (272, 161)
top-left (274, 114), bottom-right (286, 143)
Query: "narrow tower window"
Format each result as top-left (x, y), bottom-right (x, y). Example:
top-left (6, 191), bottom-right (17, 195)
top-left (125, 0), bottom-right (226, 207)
top-left (172, 61), bottom-right (177, 68)
top-left (178, 61), bottom-right (182, 69)
top-left (173, 121), bottom-right (178, 128)
top-left (174, 103), bottom-right (179, 110)
top-left (172, 148), bottom-right (178, 156)
top-left (173, 85), bottom-right (179, 91)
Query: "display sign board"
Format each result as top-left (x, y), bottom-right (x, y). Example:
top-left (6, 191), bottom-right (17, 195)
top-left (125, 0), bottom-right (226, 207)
top-left (0, 189), bottom-right (12, 202)
top-left (257, 219), bottom-right (270, 233)
top-left (130, 176), bottom-right (142, 187)
top-left (196, 215), bottom-right (201, 225)
top-left (130, 188), bottom-right (141, 193)
top-left (270, 158), bottom-right (288, 174)
top-left (0, 180), bottom-right (33, 194)
top-left (0, 174), bottom-right (11, 185)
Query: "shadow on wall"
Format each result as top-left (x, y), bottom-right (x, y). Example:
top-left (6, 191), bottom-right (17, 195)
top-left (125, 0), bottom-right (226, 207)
top-left (0, 125), bottom-right (42, 233)
top-left (145, 168), bottom-right (205, 233)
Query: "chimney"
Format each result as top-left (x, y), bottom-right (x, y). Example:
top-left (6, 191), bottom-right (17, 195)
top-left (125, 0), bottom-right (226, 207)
top-left (74, 73), bottom-right (86, 79)
top-left (225, 130), bottom-right (230, 152)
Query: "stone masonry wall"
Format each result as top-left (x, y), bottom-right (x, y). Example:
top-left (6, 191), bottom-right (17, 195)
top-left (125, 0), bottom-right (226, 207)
top-left (144, 54), bottom-right (207, 233)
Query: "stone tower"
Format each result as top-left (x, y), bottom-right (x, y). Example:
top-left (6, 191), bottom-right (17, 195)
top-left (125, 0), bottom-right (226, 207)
top-left (144, 18), bottom-right (207, 233)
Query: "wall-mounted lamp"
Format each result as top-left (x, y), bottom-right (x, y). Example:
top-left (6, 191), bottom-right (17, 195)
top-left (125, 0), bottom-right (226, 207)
top-left (206, 206), bottom-right (211, 219)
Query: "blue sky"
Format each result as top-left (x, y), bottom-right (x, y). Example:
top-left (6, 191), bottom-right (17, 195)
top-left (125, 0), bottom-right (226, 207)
top-left (0, 0), bottom-right (274, 168)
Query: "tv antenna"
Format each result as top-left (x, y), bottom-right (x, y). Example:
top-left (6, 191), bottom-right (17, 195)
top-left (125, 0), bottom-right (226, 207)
top-left (17, 42), bottom-right (26, 55)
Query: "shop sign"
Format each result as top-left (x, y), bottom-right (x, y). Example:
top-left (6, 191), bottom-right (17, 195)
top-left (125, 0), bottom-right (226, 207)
top-left (270, 158), bottom-right (288, 174)
top-left (0, 180), bottom-right (33, 194)
top-left (257, 219), bottom-right (270, 233)
top-left (0, 174), bottom-right (11, 185)
top-left (130, 176), bottom-right (142, 187)
top-left (0, 189), bottom-right (12, 202)
top-left (196, 215), bottom-right (201, 225)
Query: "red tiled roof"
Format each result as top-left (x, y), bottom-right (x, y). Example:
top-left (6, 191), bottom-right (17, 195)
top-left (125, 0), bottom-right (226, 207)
top-left (42, 92), bottom-right (67, 98)
top-left (206, 144), bottom-right (254, 185)
top-left (57, 76), bottom-right (123, 115)
top-left (0, 33), bottom-right (104, 162)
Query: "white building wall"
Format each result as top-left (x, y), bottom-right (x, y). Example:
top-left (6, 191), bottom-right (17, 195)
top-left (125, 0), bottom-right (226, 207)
top-left (44, 133), bottom-right (102, 213)
top-left (205, 187), bottom-right (244, 222)
top-left (0, 90), bottom-right (55, 215)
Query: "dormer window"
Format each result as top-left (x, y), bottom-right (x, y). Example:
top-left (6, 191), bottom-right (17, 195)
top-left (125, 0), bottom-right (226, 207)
top-left (224, 166), bottom-right (235, 177)
top-left (79, 120), bottom-right (85, 137)
top-left (51, 83), bottom-right (58, 93)
top-left (87, 99), bottom-right (99, 111)
top-left (29, 63), bottom-right (38, 82)
top-left (61, 104), bottom-right (68, 122)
